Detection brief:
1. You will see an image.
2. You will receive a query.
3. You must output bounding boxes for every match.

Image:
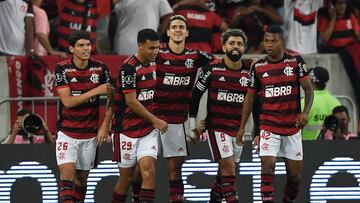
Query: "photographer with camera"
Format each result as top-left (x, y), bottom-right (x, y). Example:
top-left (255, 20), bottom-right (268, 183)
top-left (5, 109), bottom-right (54, 144)
top-left (321, 105), bottom-right (357, 140)
top-left (301, 66), bottom-right (341, 140)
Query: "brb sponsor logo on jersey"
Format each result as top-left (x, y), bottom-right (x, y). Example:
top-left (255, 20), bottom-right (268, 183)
top-left (138, 90), bottom-right (154, 101)
top-left (217, 90), bottom-right (244, 103)
top-left (265, 85), bottom-right (292, 98)
top-left (163, 73), bottom-right (190, 86)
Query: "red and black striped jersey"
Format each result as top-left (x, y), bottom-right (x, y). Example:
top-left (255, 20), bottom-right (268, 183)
top-left (154, 44), bottom-right (213, 124)
top-left (54, 58), bottom-right (111, 139)
top-left (249, 52), bottom-right (309, 135)
top-left (115, 56), bottom-right (156, 138)
top-left (190, 59), bottom-right (251, 137)
top-left (57, 0), bottom-right (98, 52)
top-left (175, 5), bottom-right (224, 53)
top-left (318, 14), bottom-right (360, 48)
top-left (110, 77), bottom-right (123, 133)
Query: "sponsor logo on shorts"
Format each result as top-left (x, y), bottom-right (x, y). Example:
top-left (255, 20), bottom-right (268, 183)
top-left (151, 146), bottom-right (156, 151)
top-left (178, 147), bottom-right (184, 152)
top-left (222, 145), bottom-right (230, 153)
top-left (58, 152), bottom-right (65, 160)
top-left (123, 153), bottom-right (131, 160)
top-left (296, 152), bottom-right (302, 157)
top-left (261, 143), bottom-right (269, 151)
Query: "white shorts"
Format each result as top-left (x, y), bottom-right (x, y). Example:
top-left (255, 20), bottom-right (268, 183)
top-left (207, 130), bottom-right (243, 162)
top-left (159, 123), bottom-right (188, 158)
top-left (114, 129), bottom-right (158, 168)
top-left (259, 129), bottom-right (303, 161)
top-left (56, 131), bottom-right (97, 170)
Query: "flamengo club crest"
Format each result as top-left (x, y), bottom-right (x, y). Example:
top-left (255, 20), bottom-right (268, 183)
top-left (185, 59), bottom-right (194, 68)
top-left (90, 73), bottom-right (100, 83)
top-left (284, 65), bottom-right (294, 76)
top-left (239, 77), bottom-right (249, 87)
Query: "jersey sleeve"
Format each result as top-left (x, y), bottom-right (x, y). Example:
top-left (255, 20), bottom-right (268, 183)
top-left (248, 65), bottom-right (261, 93)
top-left (100, 64), bottom-right (111, 84)
top-left (197, 50), bottom-right (214, 67)
top-left (189, 65), bottom-right (212, 117)
top-left (54, 65), bottom-right (68, 89)
top-left (119, 64), bottom-right (137, 94)
top-left (296, 55), bottom-right (309, 80)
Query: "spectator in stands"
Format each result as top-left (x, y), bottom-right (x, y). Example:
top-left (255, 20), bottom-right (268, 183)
top-left (230, 0), bottom-right (283, 54)
top-left (109, 0), bottom-right (173, 55)
top-left (282, 0), bottom-right (324, 54)
top-left (32, 0), bottom-right (66, 57)
top-left (0, 0), bottom-right (35, 56)
top-left (5, 109), bottom-right (54, 144)
top-left (302, 66), bottom-right (341, 140)
top-left (173, 0), bottom-right (228, 53)
top-left (56, 0), bottom-right (113, 53)
top-left (321, 105), bottom-right (357, 140)
top-left (318, 0), bottom-right (360, 52)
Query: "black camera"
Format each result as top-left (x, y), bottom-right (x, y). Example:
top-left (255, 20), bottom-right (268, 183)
top-left (22, 114), bottom-right (43, 135)
top-left (323, 115), bottom-right (340, 132)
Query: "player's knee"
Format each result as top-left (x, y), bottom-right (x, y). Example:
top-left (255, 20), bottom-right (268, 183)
top-left (141, 165), bottom-right (156, 180)
top-left (168, 169), bottom-right (182, 180)
top-left (59, 166), bottom-right (76, 180)
top-left (219, 158), bottom-right (235, 176)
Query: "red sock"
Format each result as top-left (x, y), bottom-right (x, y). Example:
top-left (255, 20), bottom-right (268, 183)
top-left (210, 175), bottom-right (223, 203)
top-left (221, 175), bottom-right (239, 203)
top-left (169, 180), bottom-right (184, 203)
top-left (112, 191), bottom-right (127, 203)
top-left (139, 188), bottom-right (155, 203)
top-left (59, 180), bottom-right (75, 203)
top-left (73, 184), bottom-right (87, 202)
top-left (261, 174), bottom-right (275, 203)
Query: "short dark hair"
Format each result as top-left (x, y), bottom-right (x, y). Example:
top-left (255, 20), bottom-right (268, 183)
top-left (221, 28), bottom-right (248, 46)
top-left (16, 109), bottom-right (32, 117)
top-left (68, 31), bottom-right (90, 47)
top-left (137, 29), bottom-right (160, 44)
top-left (168, 15), bottom-right (188, 29)
top-left (265, 25), bottom-right (284, 38)
top-left (333, 105), bottom-right (349, 117)
top-left (309, 66), bottom-right (329, 90)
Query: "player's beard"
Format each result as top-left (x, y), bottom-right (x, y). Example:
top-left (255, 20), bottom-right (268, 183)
top-left (226, 49), bottom-right (242, 62)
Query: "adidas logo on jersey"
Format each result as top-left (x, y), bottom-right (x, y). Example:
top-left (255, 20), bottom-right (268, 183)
top-left (164, 60), bottom-right (171, 65)
top-left (218, 76), bottom-right (226, 81)
top-left (141, 75), bottom-right (146, 80)
top-left (262, 72), bottom-right (269, 78)
top-left (70, 77), bottom-right (77, 82)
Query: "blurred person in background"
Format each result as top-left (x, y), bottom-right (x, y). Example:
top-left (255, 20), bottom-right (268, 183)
top-left (230, 0), bottom-right (283, 54)
top-left (283, 0), bottom-right (324, 54)
top-left (301, 66), bottom-right (341, 140)
top-left (56, 0), bottom-right (114, 53)
top-left (321, 105), bottom-right (357, 140)
top-left (173, 0), bottom-right (228, 53)
top-left (318, 0), bottom-right (360, 52)
top-left (0, 0), bottom-right (35, 56)
top-left (109, 0), bottom-right (173, 55)
top-left (5, 109), bottom-right (54, 144)
top-left (32, 0), bottom-right (66, 57)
